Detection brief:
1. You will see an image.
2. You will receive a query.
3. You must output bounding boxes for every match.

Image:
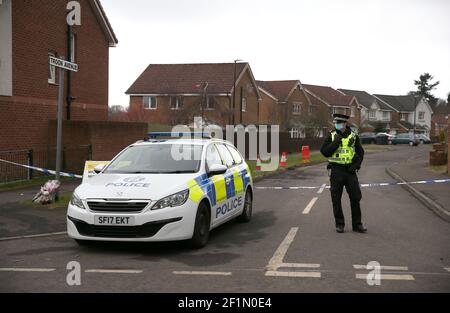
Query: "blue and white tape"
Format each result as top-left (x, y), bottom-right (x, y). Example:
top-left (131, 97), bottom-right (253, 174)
top-left (0, 158), bottom-right (82, 179)
top-left (255, 178), bottom-right (450, 190)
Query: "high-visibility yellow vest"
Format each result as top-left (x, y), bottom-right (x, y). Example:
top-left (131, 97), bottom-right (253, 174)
top-left (329, 131), bottom-right (356, 164)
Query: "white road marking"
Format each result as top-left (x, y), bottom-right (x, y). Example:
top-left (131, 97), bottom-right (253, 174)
top-left (279, 263), bottom-right (321, 268)
top-left (264, 227), bottom-right (321, 279)
top-left (302, 197), bottom-right (318, 214)
top-left (356, 273), bottom-right (415, 281)
top-left (265, 227), bottom-right (298, 271)
top-left (0, 268), bottom-right (56, 272)
top-left (85, 269), bottom-right (143, 274)
top-left (173, 271), bottom-right (232, 276)
top-left (266, 271), bottom-right (321, 278)
top-left (317, 184), bottom-right (326, 194)
top-left (353, 265), bottom-right (408, 271)
top-left (0, 231), bottom-right (67, 241)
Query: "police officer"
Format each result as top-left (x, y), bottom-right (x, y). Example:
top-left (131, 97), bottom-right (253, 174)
top-left (320, 114), bottom-right (367, 233)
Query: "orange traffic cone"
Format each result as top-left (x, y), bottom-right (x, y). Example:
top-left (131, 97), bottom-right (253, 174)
top-left (280, 152), bottom-right (288, 167)
top-left (256, 155), bottom-right (262, 171)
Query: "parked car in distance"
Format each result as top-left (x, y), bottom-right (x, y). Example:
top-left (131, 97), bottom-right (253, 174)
top-left (359, 132), bottom-right (377, 144)
top-left (391, 133), bottom-right (420, 146)
top-left (376, 132), bottom-right (396, 145)
top-left (416, 134), bottom-right (431, 144)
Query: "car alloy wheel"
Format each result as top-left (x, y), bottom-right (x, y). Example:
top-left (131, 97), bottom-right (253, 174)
top-left (237, 189), bottom-right (253, 223)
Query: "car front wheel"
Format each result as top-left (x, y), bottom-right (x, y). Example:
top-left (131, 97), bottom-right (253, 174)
top-left (190, 202), bottom-right (210, 248)
top-left (237, 189), bottom-right (253, 223)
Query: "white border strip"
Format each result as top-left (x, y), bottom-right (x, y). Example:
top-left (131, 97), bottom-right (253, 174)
top-left (0, 231), bottom-right (67, 241)
top-left (356, 273), bottom-right (414, 281)
top-left (0, 268), bottom-right (56, 272)
top-left (353, 265), bottom-right (408, 271)
top-left (85, 269), bottom-right (143, 274)
top-left (173, 271), bottom-right (232, 276)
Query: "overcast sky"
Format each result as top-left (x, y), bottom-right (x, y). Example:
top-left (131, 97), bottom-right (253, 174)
top-left (102, 0), bottom-right (450, 107)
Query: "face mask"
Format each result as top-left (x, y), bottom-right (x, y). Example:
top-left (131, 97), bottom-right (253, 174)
top-left (335, 123), bottom-right (345, 131)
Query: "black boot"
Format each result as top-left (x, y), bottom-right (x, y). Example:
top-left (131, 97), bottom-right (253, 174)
top-left (352, 224), bottom-right (367, 233)
top-left (336, 225), bottom-right (345, 233)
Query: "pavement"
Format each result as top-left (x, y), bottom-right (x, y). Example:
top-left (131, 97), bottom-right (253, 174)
top-left (385, 148), bottom-right (450, 221)
top-left (0, 144), bottom-right (449, 292)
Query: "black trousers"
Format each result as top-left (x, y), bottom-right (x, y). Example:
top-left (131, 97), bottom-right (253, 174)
top-left (329, 166), bottom-right (362, 227)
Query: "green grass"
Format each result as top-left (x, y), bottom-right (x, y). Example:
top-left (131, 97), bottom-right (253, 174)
top-left (428, 165), bottom-right (448, 175)
top-left (20, 191), bottom-right (72, 209)
top-left (0, 176), bottom-right (78, 192)
top-left (248, 151), bottom-right (326, 178)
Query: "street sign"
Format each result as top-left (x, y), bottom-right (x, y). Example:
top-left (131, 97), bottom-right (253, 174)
top-left (49, 56), bottom-right (78, 72)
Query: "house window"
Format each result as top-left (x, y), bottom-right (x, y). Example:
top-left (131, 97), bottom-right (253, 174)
top-left (293, 102), bottom-right (301, 114)
top-left (170, 96), bottom-right (183, 110)
top-left (289, 128), bottom-right (305, 139)
top-left (48, 52), bottom-right (56, 84)
top-left (382, 111), bottom-right (391, 121)
top-left (206, 96), bottom-right (215, 110)
top-left (351, 107), bottom-right (355, 117)
top-left (308, 105), bottom-right (316, 115)
top-left (400, 113), bottom-right (408, 121)
top-left (241, 97), bottom-right (247, 112)
top-left (369, 110), bottom-right (376, 120)
top-left (418, 111), bottom-right (425, 120)
top-left (143, 96), bottom-right (157, 109)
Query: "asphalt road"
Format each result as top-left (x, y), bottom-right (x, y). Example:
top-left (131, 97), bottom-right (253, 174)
top-left (0, 145), bottom-right (449, 292)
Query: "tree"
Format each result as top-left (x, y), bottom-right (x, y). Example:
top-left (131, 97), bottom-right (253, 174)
top-left (411, 73), bottom-right (440, 105)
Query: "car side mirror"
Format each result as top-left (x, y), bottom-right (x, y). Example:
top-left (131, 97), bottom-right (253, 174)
top-left (207, 164), bottom-right (227, 176)
top-left (94, 164), bottom-right (105, 174)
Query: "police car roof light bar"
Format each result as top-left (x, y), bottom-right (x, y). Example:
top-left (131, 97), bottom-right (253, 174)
top-left (147, 132), bottom-right (211, 139)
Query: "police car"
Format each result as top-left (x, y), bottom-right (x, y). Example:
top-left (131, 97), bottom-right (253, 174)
top-left (67, 132), bottom-right (253, 248)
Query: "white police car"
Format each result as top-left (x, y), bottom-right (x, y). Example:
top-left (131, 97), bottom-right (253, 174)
top-left (67, 133), bottom-right (253, 248)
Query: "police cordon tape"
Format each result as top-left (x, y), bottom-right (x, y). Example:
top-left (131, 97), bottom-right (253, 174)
top-left (0, 158), bottom-right (82, 179)
top-left (1, 158), bottom-right (449, 189)
top-left (255, 178), bottom-right (450, 190)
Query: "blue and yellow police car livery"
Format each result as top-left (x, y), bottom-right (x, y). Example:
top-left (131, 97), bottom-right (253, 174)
top-left (67, 133), bottom-right (253, 248)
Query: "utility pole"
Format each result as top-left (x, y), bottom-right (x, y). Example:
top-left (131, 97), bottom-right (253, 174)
top-left (413, 95), bottom-right (417, 135)
top-left (232, 59), bottom-right (242, 125)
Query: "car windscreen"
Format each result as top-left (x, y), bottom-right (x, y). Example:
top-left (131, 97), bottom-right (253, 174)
top-left (103, 144), bottom-right (203, 174)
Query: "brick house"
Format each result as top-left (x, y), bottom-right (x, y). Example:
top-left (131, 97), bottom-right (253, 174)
top-left (256, 80), bottom-right (329, 137)
top-left (430, 103), bottom-right (449, 139)
top-left (126, 63), bottom-right (261, 128)
top-left (303, 84), bottom-right (361, 131)
top-left (338, 89), bottom-right (399, 134)
top-left (0, 0), bottom-right (122, 152)
top-left (373, 94), bottom-right (433, 136)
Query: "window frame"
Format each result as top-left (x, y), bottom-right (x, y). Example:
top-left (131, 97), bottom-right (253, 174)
top-left (241, 97), bottom-right (247, 112)
top-left (205, 143), bottom-right (224, 171)
top-left (143, 96), bottom-right (157, 110)
top-left (293, 102), bottom-right (301, 114)
top-left (170, 96), bottom-right (184, 110)
top-left (225, 144), bottom-right (243, 165)
top-left (215, 143), bottom-right (235, 168)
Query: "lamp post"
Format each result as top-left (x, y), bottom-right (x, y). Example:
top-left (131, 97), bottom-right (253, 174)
top-left (202, 81), bottom-right (208, 127)
top-left (413, 95), bottom-right (418, 135)
top-left (232, 59), bottom-right (242, 125)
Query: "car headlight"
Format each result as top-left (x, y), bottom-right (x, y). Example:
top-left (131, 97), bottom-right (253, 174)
top-left (152, 189), bottom-right (189, 210)
top-left (70, 192), bottom-right (85, 209)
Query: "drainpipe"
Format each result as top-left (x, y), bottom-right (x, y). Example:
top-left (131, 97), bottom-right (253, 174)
top-left (66, 25), bottom-right (73, 120)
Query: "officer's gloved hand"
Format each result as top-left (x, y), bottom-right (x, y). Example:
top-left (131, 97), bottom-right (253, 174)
top-left (348, 164), bottom-right (360, 173)
top-left (333, 133), bottom-right (343, 142)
